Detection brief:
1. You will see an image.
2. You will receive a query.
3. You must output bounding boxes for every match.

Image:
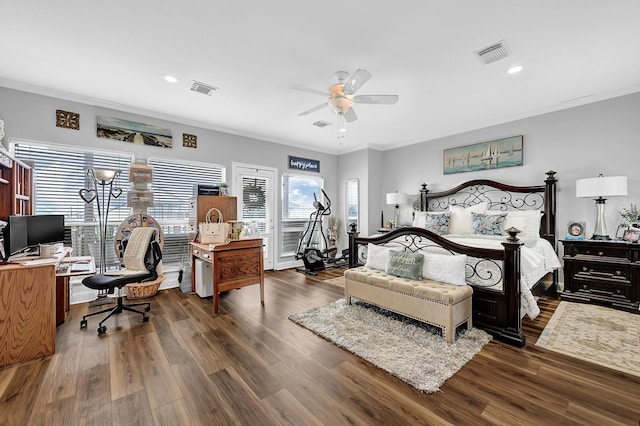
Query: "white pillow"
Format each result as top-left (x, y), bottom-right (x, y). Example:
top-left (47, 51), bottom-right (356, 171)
top-left (504, 210), bottom-right (542, 238)
top-left (364, 243), bottom-right (391, 271)
top-left (448, 202), bottom-right (488, 235)
top-left (412, 211), bottom-right (449, 229)
top-left (421, 253), bottom-right (468, 286)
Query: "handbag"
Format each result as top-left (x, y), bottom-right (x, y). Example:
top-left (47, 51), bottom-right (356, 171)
top-left (199, 208), bottom-right (230, 244)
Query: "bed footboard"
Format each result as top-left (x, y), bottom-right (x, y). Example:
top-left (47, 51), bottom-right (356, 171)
top-left (348, 227), bottom-right (526, 347)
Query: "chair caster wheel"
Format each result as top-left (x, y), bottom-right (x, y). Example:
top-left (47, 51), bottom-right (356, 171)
top-left (80, 319), bottom-right (87, 329)
top-left (144, 306), bottom-right (150, 312)
top-left (143, 315), bottom-right (149, 322)
top-left (97, 326), bottom-right (107, 335)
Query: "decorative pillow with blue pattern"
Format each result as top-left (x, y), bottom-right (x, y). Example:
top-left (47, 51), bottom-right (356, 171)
top-left (423, 213), bottom-right (450, 235)
top-left (472, 212), bottom-right (507, 235)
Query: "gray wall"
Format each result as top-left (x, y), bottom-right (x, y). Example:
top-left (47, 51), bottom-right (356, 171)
top-left (0, 86), bottom-right (339, 268)
top-left (369, 92), bottom-right (640, 259)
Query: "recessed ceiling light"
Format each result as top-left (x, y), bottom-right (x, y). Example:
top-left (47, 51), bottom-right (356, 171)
top-left (163, 74), bottom-right (179, 83)
top-left (507, 65), bottom-right (523, 74)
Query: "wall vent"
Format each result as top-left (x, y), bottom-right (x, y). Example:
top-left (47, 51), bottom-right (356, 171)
top-left (190, 81), bottom-right (219, 96)
top-left (475, 41), bottom-right (510, 64)
top-left (313, 120), bottom-right (331, 128)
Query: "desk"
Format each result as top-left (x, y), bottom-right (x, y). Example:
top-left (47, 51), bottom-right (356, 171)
top-left (56, 256), bottom-right (96, 325)
top-left (189, 239), bottom-right (264, 313)
top-left (0, 262), bottom-right (56, 368)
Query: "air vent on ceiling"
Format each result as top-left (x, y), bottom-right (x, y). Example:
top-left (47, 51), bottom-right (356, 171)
top-left (190, 80), bottom-right (219, 96)
top-left (475, 41), bottom-right (510, 64)
top-left (313, 120), bottom-right (331, 128)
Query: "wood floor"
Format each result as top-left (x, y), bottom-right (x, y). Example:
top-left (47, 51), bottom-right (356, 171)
top-left (1, 267), bottom-right (639, 425)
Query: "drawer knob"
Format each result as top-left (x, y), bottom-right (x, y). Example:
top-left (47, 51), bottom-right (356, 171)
top-left (616, 289), bottom-right (621, 294)
top-left (616, 271), bottom-right (621, 275)
top-left (582, 267), bottom-right (587, 271)
top-left (598, 251), bottom-right (604, 256)
top-left (582, 284), bottom-right (588, 289)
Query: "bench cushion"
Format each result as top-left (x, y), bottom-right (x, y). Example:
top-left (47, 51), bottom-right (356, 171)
top-left (344, 266), bottom-right (473, 305)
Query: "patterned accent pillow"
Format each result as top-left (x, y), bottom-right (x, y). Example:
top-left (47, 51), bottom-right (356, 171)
top-left (386, 250), bottom-right (424, 281)
top-left (472, 212), bottom-right (507, 235)
top-left (424, 213), bottom-right (450, 235)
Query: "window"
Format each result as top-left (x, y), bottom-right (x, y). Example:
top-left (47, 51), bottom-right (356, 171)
top-left (147, 157), bottom-right (225, 266)
top-left (13, 140), bottom-right (132, 269)
top-left (281, 172), bottom-right (323, 256)
top-left (12, 141), bottom-right (225, 269)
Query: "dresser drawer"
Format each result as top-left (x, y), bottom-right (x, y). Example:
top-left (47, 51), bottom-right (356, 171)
top-left (569, 244), bottom-right (629, 259)
top-left (573, 275), bottom-right (632, 301)
top-left (574, 262), bottom-right (631, 283)
top-left (190, 244), bottom-right (213, 261)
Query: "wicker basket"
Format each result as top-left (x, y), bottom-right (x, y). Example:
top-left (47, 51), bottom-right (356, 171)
top-left (125, 275), bottom-right (164, 299)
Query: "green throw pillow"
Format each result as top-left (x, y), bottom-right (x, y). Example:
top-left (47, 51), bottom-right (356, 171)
top-left (386, 250), bottom-right (424, 281)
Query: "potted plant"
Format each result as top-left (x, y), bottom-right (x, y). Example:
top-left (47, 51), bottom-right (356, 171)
top-left (620, 203), bottom-right (640, 229)
top-left (219, 182), bottom-right (229, 196)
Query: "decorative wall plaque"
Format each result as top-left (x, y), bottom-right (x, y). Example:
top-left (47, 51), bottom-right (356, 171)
top-left (183, 133), bottom-right (197, 148)
top-left (56, 109), bottom-right (80, 130)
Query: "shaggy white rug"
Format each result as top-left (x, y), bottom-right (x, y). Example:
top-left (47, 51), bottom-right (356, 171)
top-left (289, 299), bottom-right (492, 393)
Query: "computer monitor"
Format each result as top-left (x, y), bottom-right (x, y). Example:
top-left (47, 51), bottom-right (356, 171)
top-left (26, 214), bottom-right (66, 247)
top-left (2, 215), bottom-right (29, 259)
top-left (1, 215), bottom-right (66, 261)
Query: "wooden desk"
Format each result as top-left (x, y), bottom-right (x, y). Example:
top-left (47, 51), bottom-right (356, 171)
top-left (55, 256), bottom-right (96, 325)
top-left (189, 239), bottom-right (264, 313)
top-left (0, 263), bottom-right (56, 368)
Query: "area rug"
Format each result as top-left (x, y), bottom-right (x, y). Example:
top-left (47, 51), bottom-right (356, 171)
top-left (288, 299), bottom-right (492, 393)
top-left (322, 276), bottom-right (345, 287)
top-left (536, 301), bottom-right (640, 377)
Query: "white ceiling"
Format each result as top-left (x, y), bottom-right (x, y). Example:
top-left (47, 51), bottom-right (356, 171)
top-left (1, 1), bottom-right (639, 155)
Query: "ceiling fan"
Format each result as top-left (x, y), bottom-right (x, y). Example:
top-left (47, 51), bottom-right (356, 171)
top-left (291, 69), bottom-right (399, 127)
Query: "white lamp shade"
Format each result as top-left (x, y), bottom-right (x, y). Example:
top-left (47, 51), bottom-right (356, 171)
top-left (386, 192), bottom-right (408, 205)
top-left (576, 175), bottom-right (627, 198)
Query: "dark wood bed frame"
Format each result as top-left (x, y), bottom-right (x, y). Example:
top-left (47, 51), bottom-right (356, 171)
top-left (348, 171), bottom-right (557, 347)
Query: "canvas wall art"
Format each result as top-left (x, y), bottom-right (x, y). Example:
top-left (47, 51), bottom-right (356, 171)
top-left (443, 135), bottom-right (523, 175)
top-left (97, 116), bottom-right (172, 148)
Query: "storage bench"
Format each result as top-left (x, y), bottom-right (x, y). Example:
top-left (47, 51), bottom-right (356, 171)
top-left (344, 266), bottom-right (473, 343)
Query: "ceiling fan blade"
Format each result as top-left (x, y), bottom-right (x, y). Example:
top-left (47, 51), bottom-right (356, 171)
top-left (290, 84), bottom-right (327, 96)
top-left (342, 69), bottom-right (373, 95)
top-left (343, 107), bottom-right (358, 123)
top-left (297, 103), bottom-right (328, 116)
top-left (353, 94), bottom-right (399, 105)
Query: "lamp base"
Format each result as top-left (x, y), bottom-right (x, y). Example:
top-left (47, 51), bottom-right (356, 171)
top-left (591, 234), bottom-right (612, 241)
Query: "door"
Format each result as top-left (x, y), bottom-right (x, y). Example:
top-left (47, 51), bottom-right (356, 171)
top-left (233, 164), bottom-right (276, 270)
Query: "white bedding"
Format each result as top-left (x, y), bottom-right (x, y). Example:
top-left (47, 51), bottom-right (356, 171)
top-left (443, 235), bottom-right (561, 320)
top-left (364, 232), bottom-right (561, 320)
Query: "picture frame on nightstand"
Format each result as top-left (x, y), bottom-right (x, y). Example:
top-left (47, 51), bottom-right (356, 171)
top-left (622, 229), bottom-right (640, 243)
top-left (565, 220), bottom-right (585, 240)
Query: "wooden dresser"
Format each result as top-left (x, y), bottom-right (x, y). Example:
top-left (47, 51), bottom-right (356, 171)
top-left (189, 239), bottom-right (264, 313)
top-left (561, 239), bottom-right (640, 312)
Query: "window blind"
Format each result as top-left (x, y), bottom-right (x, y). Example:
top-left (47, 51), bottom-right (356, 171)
top-left (281, 172), bottom-right (323, 220)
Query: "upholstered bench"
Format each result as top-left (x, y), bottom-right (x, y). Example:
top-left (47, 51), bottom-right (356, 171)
top-left (344, 266), bottom-right (473, 343)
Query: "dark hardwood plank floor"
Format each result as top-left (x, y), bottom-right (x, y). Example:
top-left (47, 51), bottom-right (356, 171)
top-left (1, 267), bottom-right (639, 425)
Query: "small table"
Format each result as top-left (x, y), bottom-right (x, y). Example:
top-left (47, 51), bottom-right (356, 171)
top-left (189, 239), bottom-right (264, 313)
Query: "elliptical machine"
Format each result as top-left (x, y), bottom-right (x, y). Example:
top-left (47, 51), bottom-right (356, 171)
top-left (295, 189), bottom-right (348, 275)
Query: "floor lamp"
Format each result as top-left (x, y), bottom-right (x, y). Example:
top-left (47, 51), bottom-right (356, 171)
top-left (576, 174), bottom-right (627, 240)
top-left (386, 191), bottom-right (408, 228)
top-left (79, 168), bottom-right (122, 273)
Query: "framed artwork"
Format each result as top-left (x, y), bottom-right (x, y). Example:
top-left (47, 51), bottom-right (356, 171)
top-left (443, 135), bottom-right (523, 175)
top-left (183, 133), bottom-right (197, 148)
top-left (565, 220), bottom-right (585, 240)
top-left (97, 116), bottom-right (172, 148)
top-left (56, 109), bottom-right (80, 130)
top-left (622, 229), bottom-right (640, 243)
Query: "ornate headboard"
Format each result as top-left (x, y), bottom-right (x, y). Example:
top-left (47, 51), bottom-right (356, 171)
top-left (419, 170), bottom-right (557, 246)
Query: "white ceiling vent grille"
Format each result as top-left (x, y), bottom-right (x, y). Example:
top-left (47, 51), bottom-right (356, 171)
top-left (475, 41), bottom-right (510, 64)
top-left (190, 80), bottom-right (219, 96)
top-left (313, 120), bottom-right (331, 128)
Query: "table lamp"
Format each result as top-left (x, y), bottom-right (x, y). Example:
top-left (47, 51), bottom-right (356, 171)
top-left (386, 191), bottom-right (408, 228)
top-left (576, 174), bottom-right (627, 240)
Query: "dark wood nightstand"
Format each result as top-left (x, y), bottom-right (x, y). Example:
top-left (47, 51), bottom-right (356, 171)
top-left (560, 239), bottom-right (640, 312)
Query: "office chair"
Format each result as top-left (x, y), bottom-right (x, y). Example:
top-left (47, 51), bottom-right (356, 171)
top-left (80, 227), bottom-right (162, 335)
